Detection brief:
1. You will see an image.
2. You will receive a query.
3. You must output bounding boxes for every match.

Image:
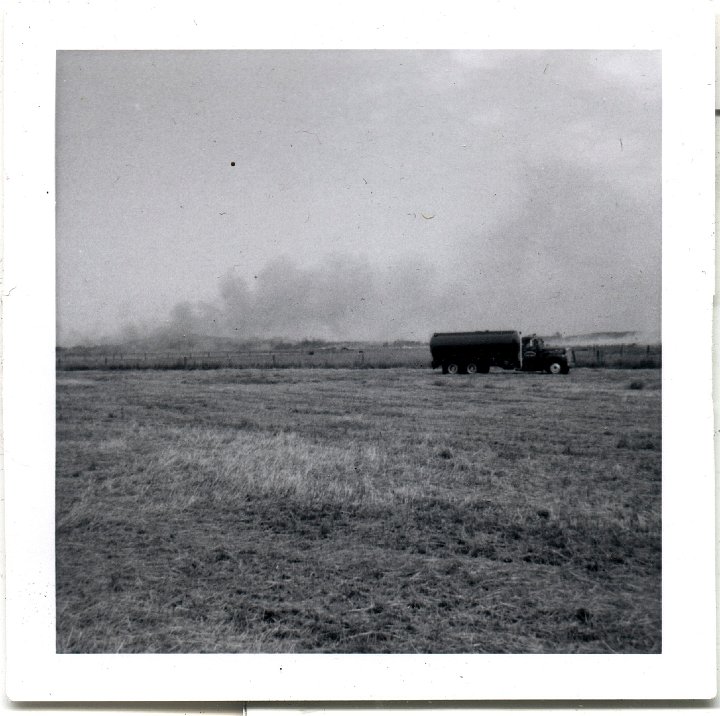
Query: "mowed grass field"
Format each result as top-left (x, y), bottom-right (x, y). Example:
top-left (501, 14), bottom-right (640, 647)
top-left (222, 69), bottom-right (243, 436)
top-left (56, 367), bottom-right (661, 654)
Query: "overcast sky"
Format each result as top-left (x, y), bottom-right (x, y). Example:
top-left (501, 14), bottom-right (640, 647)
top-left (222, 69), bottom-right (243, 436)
top-left (56, 50), bottom-right (661, 345)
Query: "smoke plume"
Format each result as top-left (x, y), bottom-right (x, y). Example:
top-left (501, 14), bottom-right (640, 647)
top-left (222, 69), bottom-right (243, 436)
top-left (146, 254), bottom-right (461, 344)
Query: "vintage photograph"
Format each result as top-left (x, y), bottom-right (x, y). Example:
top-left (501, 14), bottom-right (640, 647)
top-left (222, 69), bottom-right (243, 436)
top-left (55, 50), bottom-right (661, 654)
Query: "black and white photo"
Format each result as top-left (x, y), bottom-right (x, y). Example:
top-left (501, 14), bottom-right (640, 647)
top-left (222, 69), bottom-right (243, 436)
top-left (3, 1), bottom-right (716, 701)
top-left (54, 48), bottom-right (662, 655)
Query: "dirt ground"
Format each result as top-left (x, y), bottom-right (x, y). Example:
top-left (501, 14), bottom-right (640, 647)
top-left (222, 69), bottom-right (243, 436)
top-left (56, 367), bottom-right (661, 653)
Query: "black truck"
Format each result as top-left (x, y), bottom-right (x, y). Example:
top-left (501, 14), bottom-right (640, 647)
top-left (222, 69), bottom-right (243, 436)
top-left (430, 330), bottom-right (572, 375)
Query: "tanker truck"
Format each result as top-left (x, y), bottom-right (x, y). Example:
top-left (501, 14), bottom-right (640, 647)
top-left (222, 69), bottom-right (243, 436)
top-left (429, 330), bottom-right (572, 375)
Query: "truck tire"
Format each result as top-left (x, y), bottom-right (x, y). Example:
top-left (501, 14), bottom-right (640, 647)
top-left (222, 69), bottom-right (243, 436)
top-left (547, 361), bottom-right (563, 374)
top-left (446, 362), bottom-right (460, 375)
top-left (466, 362), bottom-right (478, 374)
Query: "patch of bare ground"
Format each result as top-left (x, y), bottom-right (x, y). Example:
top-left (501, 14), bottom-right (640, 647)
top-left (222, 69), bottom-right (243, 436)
top-left (56, 367), bottom-right (661, 653)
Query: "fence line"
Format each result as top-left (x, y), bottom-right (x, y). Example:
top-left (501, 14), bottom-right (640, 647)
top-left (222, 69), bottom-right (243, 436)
top-left (56, 344), bottom-right (661, 371)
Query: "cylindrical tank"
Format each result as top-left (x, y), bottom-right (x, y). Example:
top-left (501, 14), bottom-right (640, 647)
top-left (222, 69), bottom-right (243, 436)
top-left (430, 330), bottom-right (520, 350)
top-left (429, 330), bottom-right (522, 368)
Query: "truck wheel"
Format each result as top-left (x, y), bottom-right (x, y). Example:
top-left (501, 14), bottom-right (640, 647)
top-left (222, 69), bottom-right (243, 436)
top-left (466, 362), bottom-right (478, 374)
top-left (447, 362), bottom-right (460, 375)
top-left (547, 361), bottom-right (563, 374)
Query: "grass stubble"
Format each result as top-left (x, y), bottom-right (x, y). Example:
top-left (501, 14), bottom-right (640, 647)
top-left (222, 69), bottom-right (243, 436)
top-left (56, 368), bottom-right (661, 653)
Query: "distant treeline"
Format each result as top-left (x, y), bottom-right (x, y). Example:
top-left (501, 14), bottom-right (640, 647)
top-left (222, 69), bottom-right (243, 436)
top-left (56, 342), bottom-right (661, 371)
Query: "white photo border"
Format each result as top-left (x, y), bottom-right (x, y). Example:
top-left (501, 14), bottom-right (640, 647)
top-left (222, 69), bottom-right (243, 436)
top-left (3, 0), bottom-right (716, 702)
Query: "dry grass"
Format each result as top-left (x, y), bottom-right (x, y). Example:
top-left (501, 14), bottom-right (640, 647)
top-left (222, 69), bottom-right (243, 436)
top-left (56, 367), bottom-right (661, 653)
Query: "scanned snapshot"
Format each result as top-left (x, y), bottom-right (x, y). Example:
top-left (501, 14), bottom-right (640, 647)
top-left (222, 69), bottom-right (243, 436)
top-left (55, 50), bottom-right (661, 655)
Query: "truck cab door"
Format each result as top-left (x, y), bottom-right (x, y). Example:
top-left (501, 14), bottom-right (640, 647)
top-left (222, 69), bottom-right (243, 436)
top-left (522, 339), bottom-right (540, 371)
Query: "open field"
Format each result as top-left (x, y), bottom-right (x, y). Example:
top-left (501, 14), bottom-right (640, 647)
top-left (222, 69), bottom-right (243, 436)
top-left (56, 367), bottom-right (661, 653)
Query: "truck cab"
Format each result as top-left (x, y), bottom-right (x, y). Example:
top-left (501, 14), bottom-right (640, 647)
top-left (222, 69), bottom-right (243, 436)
top-left (522, 335), bottom-right (571, 374)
